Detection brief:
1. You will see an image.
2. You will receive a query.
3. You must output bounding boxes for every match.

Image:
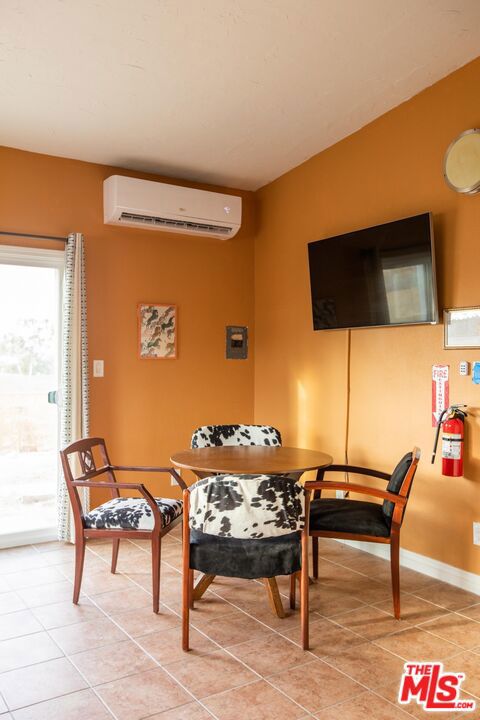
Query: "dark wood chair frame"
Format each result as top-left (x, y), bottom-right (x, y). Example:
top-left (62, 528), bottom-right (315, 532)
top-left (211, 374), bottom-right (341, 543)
top-left (60, 437), bottom-right (187, 613)
top-left (302, 447), bottom-right (420, 620)
top-left (182, 486), bottom-right (312, 651)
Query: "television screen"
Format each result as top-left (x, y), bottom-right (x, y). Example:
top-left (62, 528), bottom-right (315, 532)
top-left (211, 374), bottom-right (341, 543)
top-left (308, 213), bottom-right (438, 330)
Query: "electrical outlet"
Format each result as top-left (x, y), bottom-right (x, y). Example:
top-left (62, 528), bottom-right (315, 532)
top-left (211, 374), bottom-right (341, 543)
top-left (473, 522), bottom-right (480, 546)
top-left (93, 359), bottom-right (104, 377)
top-left (171, 468), bottom-right (181, 486)
top-left (336, 490), bottom-right (347, 499)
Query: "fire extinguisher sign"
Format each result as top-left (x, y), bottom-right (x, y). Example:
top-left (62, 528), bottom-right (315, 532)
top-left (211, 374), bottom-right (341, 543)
top-left (432, 364), bottom-right (450, 427)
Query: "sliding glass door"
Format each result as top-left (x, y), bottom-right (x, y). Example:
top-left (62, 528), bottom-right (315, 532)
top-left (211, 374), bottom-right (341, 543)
top-left (0, 246), bottom-right (64, 547)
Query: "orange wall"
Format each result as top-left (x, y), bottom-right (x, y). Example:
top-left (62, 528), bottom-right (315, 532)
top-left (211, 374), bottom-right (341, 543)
top-left (255, 57), bottom-right (480, 575)
top-left (0, 147), bottom-right (255, 503)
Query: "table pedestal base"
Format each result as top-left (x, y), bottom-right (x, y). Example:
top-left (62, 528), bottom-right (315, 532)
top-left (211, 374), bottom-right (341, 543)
top-left (192, 573), bottom-right (286, 618)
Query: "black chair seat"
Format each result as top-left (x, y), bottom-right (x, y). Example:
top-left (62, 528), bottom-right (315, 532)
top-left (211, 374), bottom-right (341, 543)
top-left (190, 529), bottom-right (301, 579)
top-left (310, 498), bottom-right (391, 538)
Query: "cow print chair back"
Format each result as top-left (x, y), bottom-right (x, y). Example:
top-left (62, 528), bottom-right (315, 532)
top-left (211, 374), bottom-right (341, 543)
top-left (187, 473), bottom-right (305, 581)
top-left (191, 424), bottom-right (281, 449)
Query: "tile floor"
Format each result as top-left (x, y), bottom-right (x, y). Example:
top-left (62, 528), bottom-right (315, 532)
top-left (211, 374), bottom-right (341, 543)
top-left (0, 532), bottom-right (479, 719)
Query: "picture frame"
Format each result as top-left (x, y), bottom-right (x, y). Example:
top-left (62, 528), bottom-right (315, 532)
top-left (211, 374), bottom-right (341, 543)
top-left (444, 306), bottom-right (480, 349)
top-left (138, 303), bottom-right (177, 359)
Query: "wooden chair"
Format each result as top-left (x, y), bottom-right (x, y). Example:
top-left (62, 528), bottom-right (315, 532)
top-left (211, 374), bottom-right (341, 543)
top-left (59, 437), bottom-right (187, 612)
top-left (182, 473), bottom-right (311, 650)
top-left (304, 447), bottom-right (420, 620)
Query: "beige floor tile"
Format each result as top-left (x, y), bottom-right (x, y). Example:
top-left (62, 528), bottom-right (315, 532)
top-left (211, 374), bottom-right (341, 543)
top-left (343, 553), bottom-right (390, 576)
top-left (0, 657), bottom-right (87, 710)
top-left (4, 567), bottom-right (65, 591)
top-left (138, 625), bottom-right (217, 664)
top-left (31, 598), bottom-right (104, 630)
top-left (414, 581), bottom-right (480, 611)
top-left (145, 701), bottom-right (214, 719)
top-left (191, 608), bottom-right (273, 647)
top-left (96, 667), bottom-right (190, 720)
top-left (35, 548), bottom-right (75, 567)
top-left (203, 679), bottom-right (305, 720)
top-left (420, 612), bottom-right (480, 649)
top-left (0, 631), bottom-right (63, 673)
top-left (0, 610), bottom-right (43, 641)
top-left (80, 570), bottom-right (134, 596)
top-left (374, 593), bottom-right (450, 623)
top-left (374, 626), bottom-right (461, 661)
top-left (16, 581), bottom-right (77, 609)
top-left (375, 567), bottom-right (436, 593)
top-left (0, 552), bottom-right (48, 575)
top-left (327, 576), bottom-right (392, 605)
top-left (268, 658), bottom-right (363, 713)
top-left (71, 639), bottom-right (156, 685)
top-left (316, 540), bottom-right (368, 566)
top-left (283, 617), bottom-right (364, 657)
top-left (323, 641), bottom-right (405, 689)
top-left (164, 649), bottom-right (256, 699)
top-left (314, 691), bottom-right (412, 719)
top-left (228, 633), bottom-right (309, 676)
top-left (90, 586), bottom-right (152, 615)
top-left (458, 604), bottom-right (480, 622)
top-left (0, 594), bottom-right (25, 617)
top-left (333, 605), bottom-right (411, 641)
top-left (307, 583), bottom-right (366, 617)
top-left (10, 688), bottom-right (113, 720)
top-left (111, 604), bottom-right (180, 637)
top-left (32, 542), bottom-right (68, 554)
top-left (50, 616), bottom-right (128, 655)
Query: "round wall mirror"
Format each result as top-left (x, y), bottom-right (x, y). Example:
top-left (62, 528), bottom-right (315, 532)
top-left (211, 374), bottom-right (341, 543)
top-left (444, 128), bottom-right (480, 194)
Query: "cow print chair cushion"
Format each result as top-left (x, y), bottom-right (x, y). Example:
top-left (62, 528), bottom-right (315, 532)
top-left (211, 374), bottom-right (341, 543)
top-left (189, 474), bottom-right (305, 539)
top-left (191, 424), bottom-right (281, 449)
top-left (84, 497), bottom-right (183, 531)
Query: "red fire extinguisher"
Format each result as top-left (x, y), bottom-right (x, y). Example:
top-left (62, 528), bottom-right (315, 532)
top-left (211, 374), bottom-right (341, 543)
top-left (431, 404), bottom-right (467, 477)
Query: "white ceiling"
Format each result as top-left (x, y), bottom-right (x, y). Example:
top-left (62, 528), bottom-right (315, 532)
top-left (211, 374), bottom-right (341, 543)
top-left (2, 1), bottom-right (480, 191)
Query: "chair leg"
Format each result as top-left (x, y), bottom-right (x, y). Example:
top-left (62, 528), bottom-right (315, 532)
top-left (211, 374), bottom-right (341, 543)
top-left (390, 534), bottom-right (401, 619)
top-left (289, 572), bottom-right (296, 610)
top-left (182, 492), bottom-right (190, 652)
top-left (151, 534), bottom-right (161, 614)
top-left (111, 539), bottom-right (120, 574)
top-left (189, 569), bottom-right (194, 609)
top-left (73, 537), bottom-right (85, 604)
top-left (301, 535), bottom-right (309, 650)
top-left (312, 536), bottom-right (319, 579)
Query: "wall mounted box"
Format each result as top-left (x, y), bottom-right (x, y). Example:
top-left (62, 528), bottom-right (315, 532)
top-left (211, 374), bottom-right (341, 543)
top-left (226, 326), bottom-right (248, 359)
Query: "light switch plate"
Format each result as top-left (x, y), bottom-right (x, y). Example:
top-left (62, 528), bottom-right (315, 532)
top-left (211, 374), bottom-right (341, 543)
top-left (473, 522), bottom-right (480, 546)
top-left (93, 360), bottom-right (104, 377)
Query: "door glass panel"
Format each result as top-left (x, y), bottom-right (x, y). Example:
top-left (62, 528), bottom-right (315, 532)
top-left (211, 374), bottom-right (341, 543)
top-left (0, 263), bottom-right (60, 538)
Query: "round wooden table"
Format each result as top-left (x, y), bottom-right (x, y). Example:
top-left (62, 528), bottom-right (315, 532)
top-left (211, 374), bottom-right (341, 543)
top-left (170, 445), bottom-right (333, 618)
top-left (170, 445), bottom-right (333, 477)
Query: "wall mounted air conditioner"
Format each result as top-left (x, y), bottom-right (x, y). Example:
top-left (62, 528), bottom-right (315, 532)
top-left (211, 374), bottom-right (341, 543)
top-left (103, 175), bottom-right (242, 239)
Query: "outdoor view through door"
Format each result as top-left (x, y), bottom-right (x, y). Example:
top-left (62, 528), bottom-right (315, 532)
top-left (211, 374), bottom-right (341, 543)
top-left (0, 247), bottom-right (64, 546)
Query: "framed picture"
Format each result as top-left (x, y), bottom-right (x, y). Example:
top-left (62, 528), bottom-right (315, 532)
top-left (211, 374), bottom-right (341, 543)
top-left (138, 303), bottom-right (177, 359)
top-left (444, 307), bottom-right (480, 349)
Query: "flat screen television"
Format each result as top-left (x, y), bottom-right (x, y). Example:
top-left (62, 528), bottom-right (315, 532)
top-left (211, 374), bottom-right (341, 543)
top-left (308, 212), bottom-right (438, 330)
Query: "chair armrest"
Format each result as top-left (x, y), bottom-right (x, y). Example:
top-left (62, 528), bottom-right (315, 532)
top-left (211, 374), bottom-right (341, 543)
top-left (109, 465), bottom-right (188, 491)
top-left (304, 480), bottom-right (406, 506)
top-left (319, 464), bottom-right (391, 482)
top-left (71, 480), bottom-right (163, 528)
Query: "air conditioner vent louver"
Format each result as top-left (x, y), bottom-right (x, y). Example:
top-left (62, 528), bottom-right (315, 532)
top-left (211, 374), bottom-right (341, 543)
top-left (119, 212), bottom-right (232, 235)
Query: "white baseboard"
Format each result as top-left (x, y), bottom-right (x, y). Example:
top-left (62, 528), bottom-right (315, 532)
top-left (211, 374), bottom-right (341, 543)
top-left (337, 539), bottom-right (480, 596)
top-left (0, 527), bottom-right (57, 549)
